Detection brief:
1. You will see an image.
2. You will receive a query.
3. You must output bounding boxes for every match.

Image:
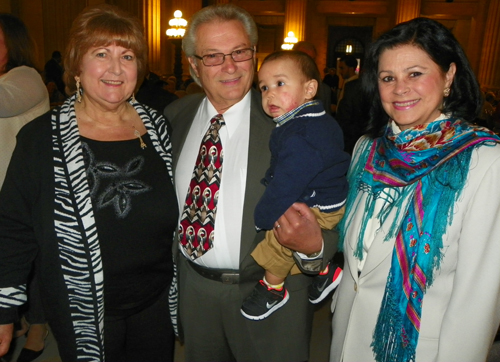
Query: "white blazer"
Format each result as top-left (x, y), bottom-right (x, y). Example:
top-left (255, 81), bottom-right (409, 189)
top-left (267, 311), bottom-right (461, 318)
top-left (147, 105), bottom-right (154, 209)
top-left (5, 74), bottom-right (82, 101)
top-left (330, 138), bottom-right (500, 362)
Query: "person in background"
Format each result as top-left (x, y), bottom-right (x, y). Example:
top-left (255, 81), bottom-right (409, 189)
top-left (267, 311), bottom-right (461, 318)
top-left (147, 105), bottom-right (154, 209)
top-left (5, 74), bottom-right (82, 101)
top-left (335, 54), bottom-right (369, 154)
top-left (44, 50), bottom-right (66, 98)
top-left (294, 41), bottom-right (333, 115)
top-left (241, 50), bottom-right (349, 320)
top-left (0, 13), bottom-right (50, 188)
top-left (165, 4), bottom-right (337, 361)
top-left (336, 55), bottom-right (358, 104)
top-left (330, 17), bottom-right (500, 362)
top-left (491, 97), bottom-right (500, 133)
top-left (135, 70), bottom-right (178, 116)
top-left (0, 5), bottom-right (178, 361)
top-left (323, 67), bottom-right (339, 106)
top-left (185, 81), bottom-right (204, 95)
top-left (0, 13), bottom-right (50, 362)
top-left (165, 76), bottom-right (176, 94)
top-left (478, 91), bottom-right (496, 129)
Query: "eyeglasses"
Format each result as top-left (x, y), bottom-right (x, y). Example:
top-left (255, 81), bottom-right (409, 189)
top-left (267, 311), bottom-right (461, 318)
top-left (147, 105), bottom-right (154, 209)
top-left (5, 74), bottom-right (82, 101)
top-left (194, 48), bottom-right (255, 66)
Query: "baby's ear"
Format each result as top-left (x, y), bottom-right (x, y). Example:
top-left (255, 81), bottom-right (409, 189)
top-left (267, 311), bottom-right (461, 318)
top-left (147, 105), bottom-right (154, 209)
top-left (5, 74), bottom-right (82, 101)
top-left (305, 79), bottom-right (318, 100)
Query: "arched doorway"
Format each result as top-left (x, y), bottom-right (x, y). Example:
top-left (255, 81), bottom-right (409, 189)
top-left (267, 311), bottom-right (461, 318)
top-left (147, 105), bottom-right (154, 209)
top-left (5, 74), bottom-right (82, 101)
top-left (334, 37), bottom-right (364, 73)
top-left (327, 26), bottom-right (372, 70)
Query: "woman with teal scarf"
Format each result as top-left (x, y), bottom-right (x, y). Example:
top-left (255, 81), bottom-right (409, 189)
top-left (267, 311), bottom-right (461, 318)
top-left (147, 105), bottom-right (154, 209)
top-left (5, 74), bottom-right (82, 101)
top-left (329, 18), bottom-right (500, 362)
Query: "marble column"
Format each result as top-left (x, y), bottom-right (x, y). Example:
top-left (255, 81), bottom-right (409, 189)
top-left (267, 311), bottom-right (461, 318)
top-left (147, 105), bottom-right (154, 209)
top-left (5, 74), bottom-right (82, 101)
top-left (143, 0), bottom-right (162, 74)
top-left (477, 0), bottom-right (500, 89)
top-left (395, 0), bottom-right (421, 24)
top-left (284, 0), bottom-right (307, 42)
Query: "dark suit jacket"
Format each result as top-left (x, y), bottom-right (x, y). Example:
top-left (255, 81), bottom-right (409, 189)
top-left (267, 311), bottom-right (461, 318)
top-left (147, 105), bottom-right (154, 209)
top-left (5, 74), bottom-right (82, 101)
top-left (318, 82), bottom-right (332, 115)
top-left (164, 89), bottom-right (338, 360)
top-left (44, 58), bottom-right (65, 96)
top-left (336, 78), bottom-right (369, 154)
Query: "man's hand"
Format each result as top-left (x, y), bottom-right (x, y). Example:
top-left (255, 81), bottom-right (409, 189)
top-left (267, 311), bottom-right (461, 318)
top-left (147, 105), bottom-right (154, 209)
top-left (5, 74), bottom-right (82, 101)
top-left (273, 202), bottom-right (322, 255)
top-left (0, 323), bottom-right (13, 357)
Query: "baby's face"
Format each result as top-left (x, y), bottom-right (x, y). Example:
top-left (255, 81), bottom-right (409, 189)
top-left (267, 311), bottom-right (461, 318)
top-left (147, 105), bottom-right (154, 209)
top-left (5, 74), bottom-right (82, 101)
top-left (258, 58), bottom-right (314, 118)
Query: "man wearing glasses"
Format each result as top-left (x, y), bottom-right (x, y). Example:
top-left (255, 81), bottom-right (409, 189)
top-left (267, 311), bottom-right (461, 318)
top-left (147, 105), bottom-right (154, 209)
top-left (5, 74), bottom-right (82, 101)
top-left (165, 4), bottom-right (337, 361)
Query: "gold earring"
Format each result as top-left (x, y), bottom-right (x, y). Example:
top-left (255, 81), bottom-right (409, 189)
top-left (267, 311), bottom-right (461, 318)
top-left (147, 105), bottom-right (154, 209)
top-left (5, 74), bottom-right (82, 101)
top-left (130, 93), bottom-right (136, 103)
top-left (75, 77), bottom-right (82, 103)
top-left (444, 87), bottom-right (450, 97)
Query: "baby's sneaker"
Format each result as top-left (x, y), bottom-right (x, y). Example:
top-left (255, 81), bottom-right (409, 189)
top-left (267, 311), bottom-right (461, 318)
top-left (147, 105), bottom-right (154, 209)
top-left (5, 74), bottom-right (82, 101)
top-left (241, 280), bottom-right (289, 320)
top-left (308, 262), bottom-right (343, 304)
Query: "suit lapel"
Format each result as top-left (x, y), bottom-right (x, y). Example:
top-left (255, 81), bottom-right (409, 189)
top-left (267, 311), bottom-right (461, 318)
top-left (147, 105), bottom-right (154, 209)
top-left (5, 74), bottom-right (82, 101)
top-left (169, 94), bottom-right (205, 168)
top-left (239, 89), bottom-right (275, 262)
top-left (357, 222), bottom-right (394, 278)
top-left (344, 193), bottom-right (402, 280)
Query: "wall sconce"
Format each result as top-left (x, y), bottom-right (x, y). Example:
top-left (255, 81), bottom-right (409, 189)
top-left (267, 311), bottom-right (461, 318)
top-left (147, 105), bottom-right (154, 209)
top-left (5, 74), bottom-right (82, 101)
top-left (166, 10), bottom-right (187, 38)
top-left (281, 31), bottom-right (298, 50)
top-left (346, 44), bottom-right (352, 54)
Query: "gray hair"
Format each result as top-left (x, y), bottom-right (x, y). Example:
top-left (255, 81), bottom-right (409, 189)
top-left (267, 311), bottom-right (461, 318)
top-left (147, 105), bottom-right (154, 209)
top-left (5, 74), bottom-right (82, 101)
top-left (182, 4), bottom-right (258, 85)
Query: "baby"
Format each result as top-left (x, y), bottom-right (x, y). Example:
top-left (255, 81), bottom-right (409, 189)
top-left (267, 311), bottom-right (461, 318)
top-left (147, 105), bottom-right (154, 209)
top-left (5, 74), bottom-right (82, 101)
top-left (241, 51), bottom-right (350, 320)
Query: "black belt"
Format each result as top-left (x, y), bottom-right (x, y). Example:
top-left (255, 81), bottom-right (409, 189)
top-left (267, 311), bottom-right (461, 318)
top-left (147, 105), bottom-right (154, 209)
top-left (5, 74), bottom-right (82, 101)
top-left (188, 261), bottom-right (240, 284)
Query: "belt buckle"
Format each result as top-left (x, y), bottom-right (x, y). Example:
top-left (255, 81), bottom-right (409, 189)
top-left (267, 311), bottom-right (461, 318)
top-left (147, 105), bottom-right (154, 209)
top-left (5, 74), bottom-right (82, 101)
top-left (221, 272), bottom-right (239, 284)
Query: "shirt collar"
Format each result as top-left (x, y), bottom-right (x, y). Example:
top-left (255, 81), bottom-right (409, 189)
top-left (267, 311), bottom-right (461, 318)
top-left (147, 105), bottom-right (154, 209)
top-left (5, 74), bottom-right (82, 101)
top-left (273, 100), bottom-right (321, 127)
top-left (201, 91), bottom-right (252, 137)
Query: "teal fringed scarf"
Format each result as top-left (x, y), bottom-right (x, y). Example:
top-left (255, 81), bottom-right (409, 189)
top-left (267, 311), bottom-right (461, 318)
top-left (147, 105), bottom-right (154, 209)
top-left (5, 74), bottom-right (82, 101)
top-left (338, 116), bottom-right (500, 362)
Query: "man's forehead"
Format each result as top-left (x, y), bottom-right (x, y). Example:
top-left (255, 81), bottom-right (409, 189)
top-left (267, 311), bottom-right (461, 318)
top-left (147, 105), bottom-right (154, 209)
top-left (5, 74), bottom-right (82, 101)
top-left (195, 20), bottom-right (251, 49)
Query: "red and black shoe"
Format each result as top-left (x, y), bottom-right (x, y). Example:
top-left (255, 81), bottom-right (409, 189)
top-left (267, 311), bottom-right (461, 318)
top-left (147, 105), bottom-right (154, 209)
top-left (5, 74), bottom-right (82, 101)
top-left (241, 280), bottom-right (289, 320)
top-left (308, 262), bottom-right (343, 304)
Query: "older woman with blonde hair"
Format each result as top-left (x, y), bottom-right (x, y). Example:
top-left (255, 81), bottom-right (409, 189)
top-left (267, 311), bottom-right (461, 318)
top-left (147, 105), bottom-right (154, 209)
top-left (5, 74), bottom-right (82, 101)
top-left (0, 5), bottom-right (177, 362)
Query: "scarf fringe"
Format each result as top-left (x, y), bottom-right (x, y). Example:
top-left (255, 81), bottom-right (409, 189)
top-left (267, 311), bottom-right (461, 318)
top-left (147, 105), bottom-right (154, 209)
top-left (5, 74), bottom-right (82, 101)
top-left (338, 138), bottom-right (371, 253)
top-left (372, 272), bottom-right (416, 362)
top-left (338, 136), bottom-right (415, 258)
top-left (420, 149), bottom-right (472, 285)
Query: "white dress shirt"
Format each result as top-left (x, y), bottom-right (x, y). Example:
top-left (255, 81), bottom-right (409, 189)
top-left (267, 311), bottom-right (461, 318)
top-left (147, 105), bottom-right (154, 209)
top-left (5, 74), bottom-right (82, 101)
top-left (175, 92), bottom-right (251, 269)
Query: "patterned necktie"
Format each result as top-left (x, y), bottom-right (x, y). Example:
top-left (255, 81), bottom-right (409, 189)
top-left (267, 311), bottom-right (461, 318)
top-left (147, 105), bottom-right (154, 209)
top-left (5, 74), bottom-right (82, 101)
top-left (179, 114), bottom-right (225, 260)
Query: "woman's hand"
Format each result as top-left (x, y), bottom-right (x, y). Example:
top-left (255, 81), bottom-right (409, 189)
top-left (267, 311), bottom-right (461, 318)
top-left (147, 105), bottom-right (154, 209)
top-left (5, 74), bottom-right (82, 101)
top-left (0, 323), bottom-right (13, 357)
top-left (273, 202), bottom-right (323, 255)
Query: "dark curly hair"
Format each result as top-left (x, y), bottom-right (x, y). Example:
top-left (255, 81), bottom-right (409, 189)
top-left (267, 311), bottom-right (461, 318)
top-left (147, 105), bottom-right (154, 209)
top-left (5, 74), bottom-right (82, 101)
top-left (362, 17), bottom-right (482, 138)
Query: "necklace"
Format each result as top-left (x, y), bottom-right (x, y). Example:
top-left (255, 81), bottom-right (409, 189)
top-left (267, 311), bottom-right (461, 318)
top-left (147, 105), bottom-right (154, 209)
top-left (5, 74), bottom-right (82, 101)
top-left (76, 103), bottom-right (147, 150)
top-left (133, 127), bottom-right (147, 149)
